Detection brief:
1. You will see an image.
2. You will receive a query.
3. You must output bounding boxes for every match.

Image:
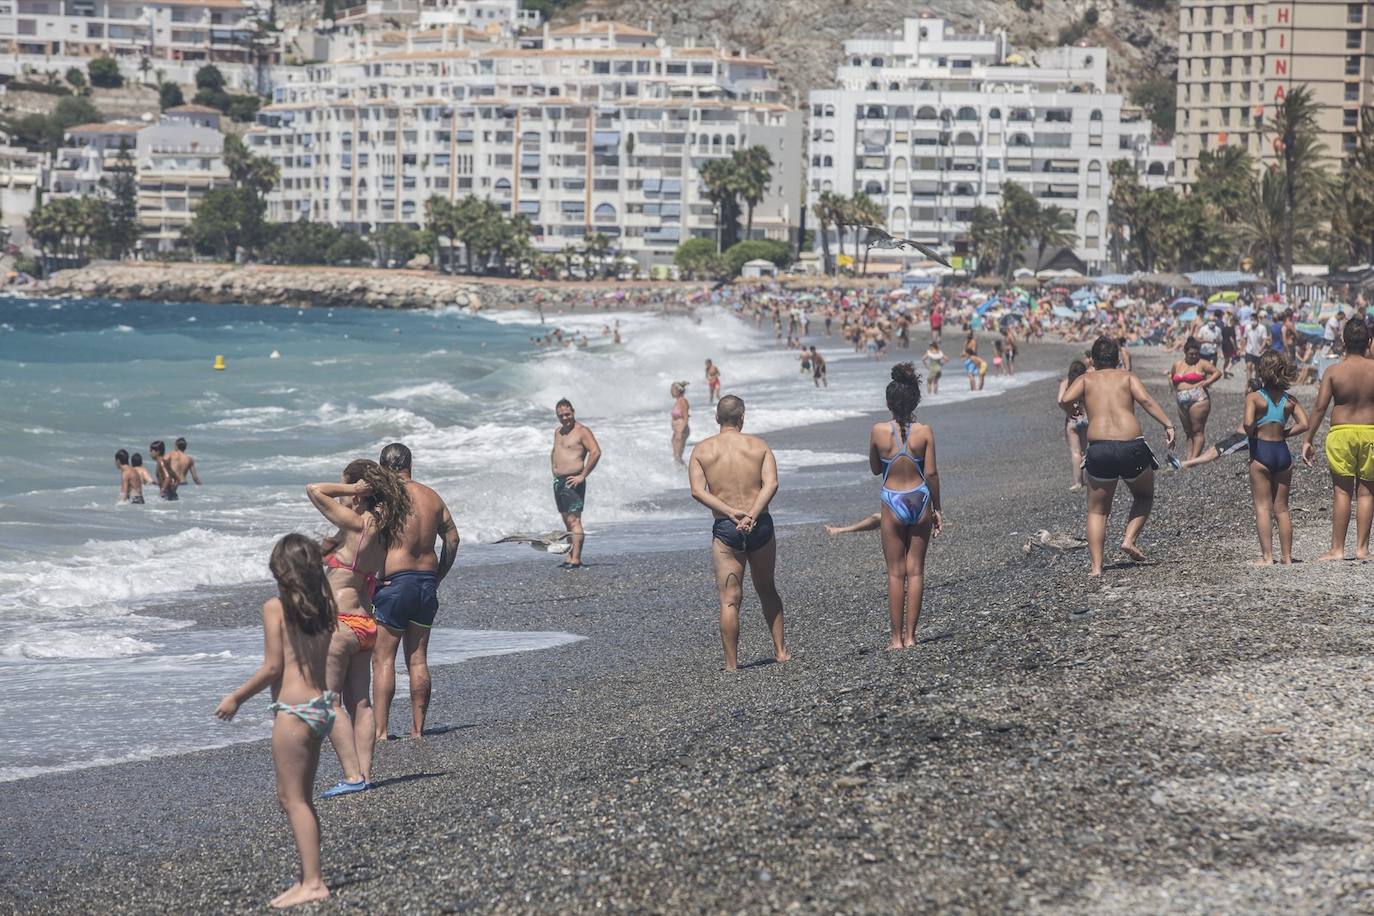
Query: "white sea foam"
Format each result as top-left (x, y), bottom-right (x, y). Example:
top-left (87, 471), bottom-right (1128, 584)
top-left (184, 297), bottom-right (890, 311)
top-left (374, 381), bottom-right (473, 403)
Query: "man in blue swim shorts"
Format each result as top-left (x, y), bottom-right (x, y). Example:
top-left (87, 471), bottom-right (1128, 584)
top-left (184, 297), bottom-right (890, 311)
top-left (370, 443), bottom-right (460, 740)
top-left (688, 395), bottom-right (790, 671)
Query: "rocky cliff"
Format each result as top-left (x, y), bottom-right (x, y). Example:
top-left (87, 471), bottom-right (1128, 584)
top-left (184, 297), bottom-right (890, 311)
top-left (562, 0), bottom-right (1177, 103)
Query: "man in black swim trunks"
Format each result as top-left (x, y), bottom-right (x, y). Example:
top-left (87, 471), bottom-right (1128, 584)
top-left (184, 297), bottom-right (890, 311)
top-left (688, 395), bottom-right (790, 670)
top-left (149, 440), bottom-right (179, 501)
top-left (809, 346), bottom-right (828, 388)
top-left (1059, 336), bottom-right (1176, 576)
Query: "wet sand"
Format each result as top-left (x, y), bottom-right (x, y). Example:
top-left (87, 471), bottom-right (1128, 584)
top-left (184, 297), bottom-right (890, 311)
top-left (4, 338), bottom-right (1372, 913)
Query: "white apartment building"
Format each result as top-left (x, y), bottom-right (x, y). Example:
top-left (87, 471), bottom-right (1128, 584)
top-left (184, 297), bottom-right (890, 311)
top-left (49, 108), bottom-right (229, 251)
top-left (0, 0), bottom-right (266, 89)
top-left (331, 0), bottom-right (537, 31)
top-left (0, 136), bottom-right (45, 242)
top-left (807, 17), bottom-right (1174, 272)
top-left (247, 19), bottom-right (802, 269)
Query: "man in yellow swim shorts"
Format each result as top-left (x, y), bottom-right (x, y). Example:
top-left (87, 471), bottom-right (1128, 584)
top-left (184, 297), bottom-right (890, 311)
top-left (1302, 318), bottom-right (1374, 560)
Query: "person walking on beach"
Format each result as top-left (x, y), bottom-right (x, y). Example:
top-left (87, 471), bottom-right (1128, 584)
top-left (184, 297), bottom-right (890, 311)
top-left (1058, 360), bottom-right (1090, 492)
top-left (924, 340), bottom-right (946, 395)
top-left (1059, 336), bottom-right (1176, 576)
top-left (371, 443), bottom-right (460, 741)
top-left (1168, 338), bottom-right (1223, 461)
top-left (670, 382), bottom-right (691, 467)
top-left (306, 459), bottom-right (410, 796)
top-left (705, 359), bottom-right (721, 404)
top-left (215, 534), bottom-right (337, 909)
top-left (149, 440), bottom-right (179, 501)
top-left (870, 363), bottom-right (942, 650)
top-left (1301, 318), bottom-right (1374, 560)
top-left (169, 438), bottom-right (202, 488)
top-left (688, 395), bottom-right (789, 671)
top-left (552, 399), bottom-right (601, 569)
top-left (1245, 351), bottom-right (1309, 566)
top-left (115, 449), bottom-right (144, 504)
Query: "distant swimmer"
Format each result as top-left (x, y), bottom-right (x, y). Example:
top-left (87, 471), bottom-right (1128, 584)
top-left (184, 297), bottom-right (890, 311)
top-left (870, 363), bottom-right (942, 650)
top-left (306, 459), bottom-right (411, 797)
top-left (551, 398), bottom-right (602, 569)
top-left (962, 330), bottom-right (987, 391)
top-left (1301, 318), bottom-right (1374, 560)
top-left (149, 440), bottom-right (179, 501)
top-left (705, 359), bottom-right (721, 404)
top-left (169, 437), bottom-right (202, 487)
top-left (670, 382), bottom-right (691, 467)
top-left (809, 346), bottom-right (828, 388)
top-left (215, 533), bottom-right (337, 910)
top-left (115, 449), bottom-right (144, 504)
top-left (130, 452), bottom-right (154, 488)
top-left (688, 395), bottom-right (789, 671)
top-left (371, 443), bottom-right (460, 741)
top-left (1058, 336), bottom-right (1176, 576)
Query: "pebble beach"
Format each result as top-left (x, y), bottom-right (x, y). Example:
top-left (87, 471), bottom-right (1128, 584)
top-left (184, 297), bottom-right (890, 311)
top-left (4, 339), bottom-right (1372, 914)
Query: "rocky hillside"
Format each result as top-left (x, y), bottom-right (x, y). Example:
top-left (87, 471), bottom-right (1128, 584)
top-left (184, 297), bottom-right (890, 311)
top-left (560, 0), bottom-right (1177, 105)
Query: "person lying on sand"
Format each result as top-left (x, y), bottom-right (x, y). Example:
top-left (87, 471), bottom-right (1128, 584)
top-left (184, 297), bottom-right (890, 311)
top-left (688, 395), bottom-right (789, 671)
top-left (825, 513), bottom-right (881, 535)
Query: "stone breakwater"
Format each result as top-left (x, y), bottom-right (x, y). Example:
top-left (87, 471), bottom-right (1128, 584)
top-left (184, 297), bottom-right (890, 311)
top-left (36, 263), bottom-right (708, 311)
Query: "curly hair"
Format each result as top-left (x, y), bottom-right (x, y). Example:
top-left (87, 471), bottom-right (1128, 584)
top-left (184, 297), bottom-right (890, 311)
top-left (342, 458), bottom-right (412, 549)
top-left (1255, 349), bottom-right (1296, 391)
top-left (886, 362), bottom-right (923, 441)
top-left (269, 533), bottom-right (337, 636)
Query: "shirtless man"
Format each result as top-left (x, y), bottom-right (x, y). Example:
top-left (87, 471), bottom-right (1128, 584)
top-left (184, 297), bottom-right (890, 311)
top-left (809, 346), bottom-right (828, 388)
top-left (688, 395), bottom-right (790, 670)
top-left (1059, 336), bottom-right (1176, 576)
top-left (551, 399), bottom-right (601, 569)
top-left (148, 440), bottom-right (179, 501)
top-left (169, 438), bottom-right (202, 487)
top-left (1302, 319), bottom-right (1374, 560)
top-left (371, 443), bottom-right (460, 739)
top-left (115, 449), bottom-right (144, 504)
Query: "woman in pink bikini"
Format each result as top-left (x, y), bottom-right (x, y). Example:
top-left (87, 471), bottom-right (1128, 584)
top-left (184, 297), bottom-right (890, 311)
top-left (1168, 337), bottom-right (1223, 461)
top-left (306, 458), bottom-right (410, 797)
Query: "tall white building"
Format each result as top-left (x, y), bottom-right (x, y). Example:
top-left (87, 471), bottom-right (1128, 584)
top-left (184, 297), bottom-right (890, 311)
top-left (247, 18), bottom-right (802, 269)
top-left (0, 0), bottom-right (267, 89)
top-left (807, 17), bottom-right (1173, 272)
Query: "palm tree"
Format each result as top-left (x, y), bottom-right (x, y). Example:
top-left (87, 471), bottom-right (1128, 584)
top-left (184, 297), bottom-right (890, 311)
top-left (700, 157), bottom-right (741, 251)
top-left (734, 145), bottom-right (773, 240)
top-left (1031, 205), bottom-right (1078, 271)
top-left (1238, 168), bottom-right (1286, 279)
top-left (424, 195), bottom-right (454, 272)
top-left (848, 192), bottom-right (884, 274)
top-left (1194, 146), bottom-right (1255, 226)
top-left (995, 182), bottom-right (1039, 279)
top-left (1266, 86), bottom-right (1329, 279)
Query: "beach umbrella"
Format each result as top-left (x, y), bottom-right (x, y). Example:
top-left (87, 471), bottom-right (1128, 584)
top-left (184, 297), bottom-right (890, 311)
top-left (975, 300), bottom-right (999, 315)
top-left (1179, 308), bottom-right (1198, 322)
top-left (1205, 302), bottom-right (1234, 313)
top-left (1052, 305), bottom-right (1077, 318)
top-left (1069, 289), bottom-right (1096, 301)
top-left (1207, 291), bottom-right (1241, 303)
top-left (1170, 297), bottom-right (1203, 309)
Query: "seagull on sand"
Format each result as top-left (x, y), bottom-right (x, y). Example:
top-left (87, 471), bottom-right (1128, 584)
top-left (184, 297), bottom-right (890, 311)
top-left (492, 531), bottom-right (573, 554)
top-left (855, 225), bottom-right (952, 268)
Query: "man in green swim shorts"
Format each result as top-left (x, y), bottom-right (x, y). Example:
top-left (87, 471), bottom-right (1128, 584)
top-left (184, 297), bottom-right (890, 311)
top-left (550, 398), bottom-right (602, 569)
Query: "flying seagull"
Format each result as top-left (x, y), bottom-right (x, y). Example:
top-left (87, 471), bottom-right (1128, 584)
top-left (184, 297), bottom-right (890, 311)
top-left (492, 531), bottom-right (573, 554)
top-left (857, 225), bottom-right (952, 268)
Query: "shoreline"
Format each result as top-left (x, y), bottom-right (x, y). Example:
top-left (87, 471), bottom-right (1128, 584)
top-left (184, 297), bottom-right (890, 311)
top-left (29, 262), bottom-right (721, 312)
top-left (6, 337), bottom-right (1373, 913)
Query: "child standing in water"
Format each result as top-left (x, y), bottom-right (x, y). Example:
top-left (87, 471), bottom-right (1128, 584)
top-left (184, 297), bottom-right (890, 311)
top-left (1244, 351), bottom-right (1309, 566)
top-left (216, 534), bottom-right (338, 909)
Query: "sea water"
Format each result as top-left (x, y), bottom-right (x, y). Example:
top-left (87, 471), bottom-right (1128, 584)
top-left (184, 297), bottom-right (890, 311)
top-left (0, 294), bottom-right (1046, 778)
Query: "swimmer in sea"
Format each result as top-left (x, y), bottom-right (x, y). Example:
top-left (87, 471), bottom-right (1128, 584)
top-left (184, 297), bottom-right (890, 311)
top-left (705, 359), bottom-right (721, 404)
top-left (809, 346), bottom-right (827, 388)
top-left (149, 440), bottom-right (179, 501)
top-left (169, 437), bottom-right (202, 488)
top-left (670, 382), bottom-right (691, 467)
top-left (115, 449), bottom-right (144, 504)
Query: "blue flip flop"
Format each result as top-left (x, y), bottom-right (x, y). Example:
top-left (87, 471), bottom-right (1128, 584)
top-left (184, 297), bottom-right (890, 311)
top-left (321, 779), bottom-right (368, 799)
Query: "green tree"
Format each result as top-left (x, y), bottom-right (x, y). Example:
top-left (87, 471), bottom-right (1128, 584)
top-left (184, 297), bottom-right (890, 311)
top-left (103, 143), bottom-right (140, 259)
top-left (223, 134), bottom-right (279, 194)
top-left (195, 64), bottom-right (226, 94)
top-left (187, 187), bottom-right (267, 261)
top-left (674, 236), bottom-right (726, 279)
top-left (1266, 86), bottom-right (1330, 280)
top-left (700, 157), bottom-right (742, 251)
top-left (723, 239), bottom-right (792, 276)
top-left (847, 192), bottom-right (884, 273)
top-left (813, 191), bottom-right (845, 275)
top-left (1194, 146), bottom-right (1255, 225)
top-left (582, 232), bottom-right (613, 279)
top-left (87, 56), bottom-right (122, 89)
top-left (1335, 108), bottom-right (1374, 265)
top-left (1129, 76), bottom-right (1177, 140)
top-left (994, 181), bottom-right (1039, 278)
top-left (372, 224), bottom-right (421, 266)
top-left (64, 67), bottom-right (86, 92)
top-left (967, 204), bottom-right (1001, 275)
top-left (159, 82), bottom-right (185, 110)
top-left (226, 94), bottom-right (261, 122)
top-left (1030, 204), bottom-right (1078, 269)
top-left (1238, 168), bottom-right (1286, 279)
top-left (734, 145), bottom-right (773, 239)
top-left (327, 232), bottom-right (373, 264)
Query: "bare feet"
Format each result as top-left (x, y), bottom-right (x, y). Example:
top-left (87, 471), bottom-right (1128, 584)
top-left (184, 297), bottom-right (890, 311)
top-left (1356, 549), bottom-right (1371, 560)
top-left (1088, 568), bottom-right (1103, 578)
top-left (270, 882), bottom-right (330, 909)
top-left (1250, 557), bottom-right (1274, 568)
top-left (885, 639), bottom-right (904, 651)
top-left (824, 526), bottom-right (840, 535)
top-left (1069, 483), bottom-right (1083, 492)
top-left (1280, 557), bottom-right (1293, 565)
top-left (1120, 543), bottom-right (1148, 563)
top-left (774, 648), bottom-right (792, 663)
top-left (1314, 549), bottom-right (1346, 562)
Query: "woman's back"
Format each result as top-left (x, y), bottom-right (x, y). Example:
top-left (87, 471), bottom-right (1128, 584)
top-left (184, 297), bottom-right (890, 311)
top-left (325, 513), bottom-right (385, 612)
top-left (873, 421), bottom-right (929, 491)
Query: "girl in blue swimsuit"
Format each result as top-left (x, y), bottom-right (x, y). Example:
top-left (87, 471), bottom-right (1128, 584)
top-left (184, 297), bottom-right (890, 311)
top-left (869, 362), bottom-right (943, 651)
top-left (1243, 350), bottom-right (1310, 566)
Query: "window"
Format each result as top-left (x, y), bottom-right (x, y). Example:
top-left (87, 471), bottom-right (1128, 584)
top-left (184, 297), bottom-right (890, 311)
top-left (1347, 82), bottom-right (1361, 102)
top-left (1350, 3), bottom-right (1363, 23)
top-left (1349, 29), bottom-right (1363, 50)
top-left (1348, 55), bottom-right (1362, 76)
top-left (1346, 109), bottom-right (1360, 128)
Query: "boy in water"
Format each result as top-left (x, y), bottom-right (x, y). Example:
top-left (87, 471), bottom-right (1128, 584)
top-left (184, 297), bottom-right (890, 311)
top-left (149, 440), bottom-right (179, 501)
top-left (170, 437), bottom-right (202, 487)
top-left (115, 449), bottom-right (144, 504)
top-left (1301, 318), bottom-right (1374, 559)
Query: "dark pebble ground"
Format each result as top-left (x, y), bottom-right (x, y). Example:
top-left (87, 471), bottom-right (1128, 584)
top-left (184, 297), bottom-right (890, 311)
top-left (3, 338), bottom-right (1372, 914)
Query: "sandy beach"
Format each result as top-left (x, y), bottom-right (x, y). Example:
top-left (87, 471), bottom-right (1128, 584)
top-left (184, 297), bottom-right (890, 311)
top-left (4, 338), bottom-right (1372, 914)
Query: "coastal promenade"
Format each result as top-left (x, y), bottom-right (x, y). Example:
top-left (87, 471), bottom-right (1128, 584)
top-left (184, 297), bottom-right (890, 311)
top-left (3, 342), bottom-right (1370, 913)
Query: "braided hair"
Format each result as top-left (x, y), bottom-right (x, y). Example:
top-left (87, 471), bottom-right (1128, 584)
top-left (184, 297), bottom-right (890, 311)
top-left (886, 362), bottom-right (923, 444)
